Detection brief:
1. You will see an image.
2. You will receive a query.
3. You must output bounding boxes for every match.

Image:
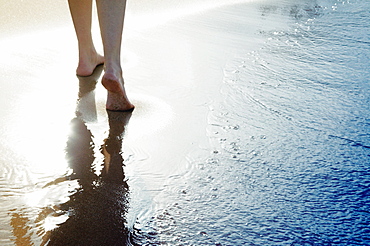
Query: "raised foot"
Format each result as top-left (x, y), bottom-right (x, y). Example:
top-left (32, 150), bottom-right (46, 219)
top-left (101, 73), bottom-right (135, 112)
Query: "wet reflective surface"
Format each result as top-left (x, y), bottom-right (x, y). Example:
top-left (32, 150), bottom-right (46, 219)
top-left (1, 0), bottom-right (369, 245)
top-left (48, 66), bottom-right (131, 245)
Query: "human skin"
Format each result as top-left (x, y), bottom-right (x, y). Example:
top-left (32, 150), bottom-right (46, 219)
top-left (68, 0), bottom-right (134, 111)
top-left (68, 0), bottom-right (104, 77)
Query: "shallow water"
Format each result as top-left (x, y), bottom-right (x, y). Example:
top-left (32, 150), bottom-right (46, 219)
top-left (132, 0), bottom-right (370, 245)
top-left (1, 0), bottom-right (369, 245)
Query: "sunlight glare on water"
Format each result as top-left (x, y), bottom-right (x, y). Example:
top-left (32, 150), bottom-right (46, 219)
top-left (126, 0), bottom-right (259, 30)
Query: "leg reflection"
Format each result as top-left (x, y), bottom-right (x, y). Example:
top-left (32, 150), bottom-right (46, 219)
top-left (48, 66), bottom-right (132, 246)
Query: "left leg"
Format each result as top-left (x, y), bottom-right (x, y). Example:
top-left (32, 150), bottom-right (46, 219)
top-left (68, 0), bottom-right (104, 76)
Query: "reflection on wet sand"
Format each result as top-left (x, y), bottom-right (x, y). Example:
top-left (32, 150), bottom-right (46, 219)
top-left (46, 66), bottom-right (130, 245)
top-left (47, 65), bottom-right (132, 245)
top-left (6, 65), bottom-right (134, 245)
top-left (9, 211), bottom-right (33, 246)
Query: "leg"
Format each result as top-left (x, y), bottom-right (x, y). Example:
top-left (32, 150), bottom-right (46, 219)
top-left (68, 0), bottom-right (104, 76)
top-left (96, 0), bottom-right (134, 111)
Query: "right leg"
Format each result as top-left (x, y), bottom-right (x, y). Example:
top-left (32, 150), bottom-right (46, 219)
top-left (68, 0), bottom-right (104, 76)
top-left (96, 0), bottom-right (134, 111)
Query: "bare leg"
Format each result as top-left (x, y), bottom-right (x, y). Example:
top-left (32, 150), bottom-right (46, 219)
top-left (68, 0), bottom-right (104, 76)
top-left (96, 0), bottom-right (134, 111)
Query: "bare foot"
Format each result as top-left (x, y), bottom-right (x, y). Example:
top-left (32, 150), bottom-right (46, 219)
top-left (101, 72), bottom-right (134, 112)
top-left (76, 54), bottom-right (105, 77)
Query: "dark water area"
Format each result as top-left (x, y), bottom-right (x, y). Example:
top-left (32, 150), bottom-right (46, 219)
top-left (133, 0), bottom-right (370, 245)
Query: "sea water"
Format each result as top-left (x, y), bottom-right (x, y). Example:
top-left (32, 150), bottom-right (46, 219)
top-left (132, 0), bottom-right (370, 245)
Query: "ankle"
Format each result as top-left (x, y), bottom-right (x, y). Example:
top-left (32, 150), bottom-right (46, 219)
top-left (104, 64), bottom-right (122, 77)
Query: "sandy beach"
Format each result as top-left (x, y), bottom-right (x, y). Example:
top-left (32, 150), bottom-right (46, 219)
top-left (0, 0), bottom-right (250, 244)
top-left (1, 0), bottom-right (369, 245)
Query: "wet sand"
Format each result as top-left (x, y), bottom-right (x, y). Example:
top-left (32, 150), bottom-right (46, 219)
top-left (0, 0), bottom-right (258, 244)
